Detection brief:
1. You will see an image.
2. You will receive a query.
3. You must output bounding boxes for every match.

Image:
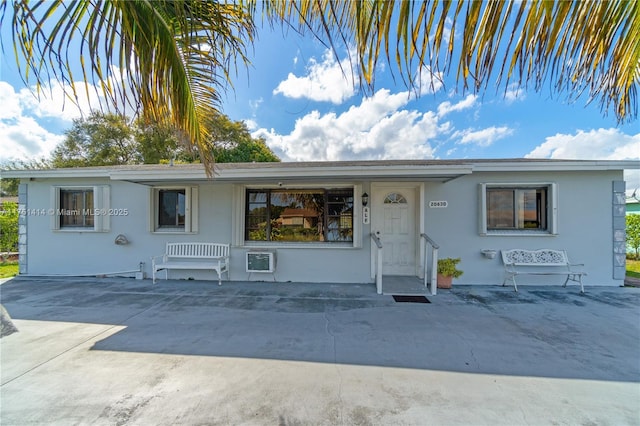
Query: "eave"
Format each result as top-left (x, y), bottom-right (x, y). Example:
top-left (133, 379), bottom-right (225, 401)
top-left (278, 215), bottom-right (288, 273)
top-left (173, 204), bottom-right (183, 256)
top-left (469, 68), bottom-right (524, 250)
top-left (2, 159), bottom-right (637, 183)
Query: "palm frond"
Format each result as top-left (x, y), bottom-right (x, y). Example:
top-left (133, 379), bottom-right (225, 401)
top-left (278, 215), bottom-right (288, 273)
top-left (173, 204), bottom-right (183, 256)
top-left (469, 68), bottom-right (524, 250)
top-left (254, 0), bottom-right (638, 122)
top-left (2, 0), bottom-right (256, 175)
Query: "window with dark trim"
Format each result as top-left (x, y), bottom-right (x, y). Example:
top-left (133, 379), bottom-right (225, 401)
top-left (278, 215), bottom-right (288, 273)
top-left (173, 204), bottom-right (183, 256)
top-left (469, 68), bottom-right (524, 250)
top-left (51, 185), bottom-right (110, 232)
top-left (486, 187), bottom-right (548, 231)
top-left (158, 189), bottom-right (186, 229)
top-left (151, 186), bottom-right (197, 233)
top-left (59, 189), bottom-right (94, 228)
top-left (245, 189), bottom-right (353, 242)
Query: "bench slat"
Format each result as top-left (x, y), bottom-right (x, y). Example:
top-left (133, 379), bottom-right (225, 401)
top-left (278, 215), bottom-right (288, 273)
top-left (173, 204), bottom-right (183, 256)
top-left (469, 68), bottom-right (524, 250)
top-left (166, 243), bottom-right (229, 259)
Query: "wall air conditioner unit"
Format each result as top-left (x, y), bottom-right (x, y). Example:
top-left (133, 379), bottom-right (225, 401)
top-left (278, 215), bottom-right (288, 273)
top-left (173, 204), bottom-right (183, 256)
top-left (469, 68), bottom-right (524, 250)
top-left (246, 250), bottom-right (276, 273)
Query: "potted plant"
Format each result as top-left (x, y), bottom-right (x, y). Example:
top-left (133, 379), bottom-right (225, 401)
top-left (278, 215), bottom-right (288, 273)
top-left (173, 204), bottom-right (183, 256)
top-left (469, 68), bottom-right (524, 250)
top-left (437, 257), bottom-right (463, 289)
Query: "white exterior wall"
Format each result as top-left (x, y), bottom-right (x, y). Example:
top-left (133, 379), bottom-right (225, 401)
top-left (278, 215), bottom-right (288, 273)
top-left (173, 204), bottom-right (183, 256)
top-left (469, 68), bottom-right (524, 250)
top-left (20, 168), bottom-right (624, 286)
top-left (22, 178), bottom-right (373, 283)
top-left (422, 170), bottom-right (622, 286)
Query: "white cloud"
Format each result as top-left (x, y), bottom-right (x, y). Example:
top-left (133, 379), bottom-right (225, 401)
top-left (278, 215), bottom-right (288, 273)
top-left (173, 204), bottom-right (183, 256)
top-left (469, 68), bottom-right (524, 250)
top-left (441, 17), bottom-right (454, 47)
top-left (0, 81), bottom-right (71, 163)
top-left (18, 80), bottom-right (96, 121)
top-left (253, 88), bottom-right (449, 161)
top-left (273, 49), bottom-right (357, 104)
top-left (437, 94), bottom-right (477, 117)
top-left (13, 67), bottom-right (128, 121)
top-left (0, 68), bottom-right (132, 164)
top-left (526, 128), bottom-right (640, 160)
top-left (244, 119), bottom-right (258, 132)
top-left (526, 128), bottom-right (640, 194)
top-left (0, 115), bottom-right (64, 163)
top-left (453, 126), bottom-right (514, 147)
top-left (249, 97), bottom-right (263, 116)
top-left (1, 80), bottom-right (89, 123)
top-left (0, 82), bottom-right (23, 120)
top-left (503, 83), bottom-right (526, 104)
top-left (15, 64), bottom-right (133, 124)
top-left (414, 66), bottom-right (445, 96)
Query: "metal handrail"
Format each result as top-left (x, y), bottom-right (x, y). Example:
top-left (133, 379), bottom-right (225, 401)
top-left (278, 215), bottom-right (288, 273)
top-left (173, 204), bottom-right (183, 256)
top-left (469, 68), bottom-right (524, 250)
top-left (370, 232), bottom-right (382, 249)
top-left (420, 233), bottom-right (439, 295)
top-left (420, 233), bottom-right (439, 249)
top-left (370, 233), bottom-right (383, 294)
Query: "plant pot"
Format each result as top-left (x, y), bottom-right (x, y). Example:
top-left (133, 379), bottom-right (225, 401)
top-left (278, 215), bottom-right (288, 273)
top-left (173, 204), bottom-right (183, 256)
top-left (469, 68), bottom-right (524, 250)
top-left (437, 273), bottom-right (453, 289)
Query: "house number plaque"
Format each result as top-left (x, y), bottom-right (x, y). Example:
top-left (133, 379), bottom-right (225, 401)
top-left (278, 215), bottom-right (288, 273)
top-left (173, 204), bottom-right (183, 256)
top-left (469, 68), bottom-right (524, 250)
top-left (428, 201), bottom-right (448, 208)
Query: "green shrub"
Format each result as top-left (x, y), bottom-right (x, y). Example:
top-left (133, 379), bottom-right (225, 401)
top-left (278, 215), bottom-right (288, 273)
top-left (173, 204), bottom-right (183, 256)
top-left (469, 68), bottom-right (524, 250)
top-left (627, 214), bottom-right (640, 259)
top-left (0, 202), bottom-right (18, 253)
top-left (437, 257), bottom-right (463, 278)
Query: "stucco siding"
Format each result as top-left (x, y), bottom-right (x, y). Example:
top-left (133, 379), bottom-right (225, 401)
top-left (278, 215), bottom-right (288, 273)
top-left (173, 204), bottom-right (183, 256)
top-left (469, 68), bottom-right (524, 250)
top-left (18, 167), bottom-right (624, 287)
top-left (22, 179), bottom-right (373, 283)
top-left (422, 170), bottom-right (621, 286)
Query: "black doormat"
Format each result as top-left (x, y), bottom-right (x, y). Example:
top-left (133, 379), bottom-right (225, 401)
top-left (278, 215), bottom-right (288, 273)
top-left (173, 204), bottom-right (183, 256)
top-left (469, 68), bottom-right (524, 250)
top-left (392, 295), bottom-right (431, 303)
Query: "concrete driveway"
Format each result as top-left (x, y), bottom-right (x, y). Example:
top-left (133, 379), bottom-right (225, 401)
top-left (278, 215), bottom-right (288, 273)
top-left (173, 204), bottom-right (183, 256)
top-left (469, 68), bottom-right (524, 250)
top-left (1, 277), bottom-right (639, 425)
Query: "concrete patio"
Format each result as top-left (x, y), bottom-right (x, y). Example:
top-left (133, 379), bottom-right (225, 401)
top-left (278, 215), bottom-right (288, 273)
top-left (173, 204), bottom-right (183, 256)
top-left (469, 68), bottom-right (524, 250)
top-left (1, 276), bottom-right (639, 425)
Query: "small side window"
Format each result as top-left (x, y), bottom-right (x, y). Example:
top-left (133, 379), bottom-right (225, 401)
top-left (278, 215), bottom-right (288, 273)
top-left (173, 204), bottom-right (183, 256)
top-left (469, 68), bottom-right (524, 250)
top-left (59, 189), bottom-right (95, 228)
top-left (151, 187), bottom-right (198, 233)
top-left (51, 185), bottom-right (110, 232)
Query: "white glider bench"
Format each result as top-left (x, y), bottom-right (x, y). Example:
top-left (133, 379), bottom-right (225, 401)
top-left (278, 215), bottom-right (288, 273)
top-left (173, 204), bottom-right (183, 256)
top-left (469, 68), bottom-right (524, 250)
top-left (501, 249), bottom-right (586, 293)
top-left (152, 242), bottom-right (230, 285)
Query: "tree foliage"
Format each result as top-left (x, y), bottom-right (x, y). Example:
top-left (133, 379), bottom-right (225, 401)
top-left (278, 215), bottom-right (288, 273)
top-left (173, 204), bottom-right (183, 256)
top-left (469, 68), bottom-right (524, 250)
top-left (206, 114), bottom-right (280, 163)
top-left (51, 112), bottom-right (139, 167)
top-left (50, 111), bottom-right (279, 168)
top-left (134, 118), bottom-right (190, 164)
top-left (627, 214), bottom-right (640, 259)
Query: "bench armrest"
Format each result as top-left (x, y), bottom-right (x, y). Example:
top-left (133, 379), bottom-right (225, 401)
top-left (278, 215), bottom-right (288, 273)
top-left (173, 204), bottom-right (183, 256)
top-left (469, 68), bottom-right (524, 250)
top-left (214, 255), bottom-right (230, 267)
top-left (567, 263), bottom-right (586, 274)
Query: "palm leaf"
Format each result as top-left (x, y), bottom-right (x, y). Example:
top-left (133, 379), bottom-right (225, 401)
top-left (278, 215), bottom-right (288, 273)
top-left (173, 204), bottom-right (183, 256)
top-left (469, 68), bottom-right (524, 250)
top-left (254, 0), bottom-right (638, 123)
top-left (1, 0), bottom-right (256, 175)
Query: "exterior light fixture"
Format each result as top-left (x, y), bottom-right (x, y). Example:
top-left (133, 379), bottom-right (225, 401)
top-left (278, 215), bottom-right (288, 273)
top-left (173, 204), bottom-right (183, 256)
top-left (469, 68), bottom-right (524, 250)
top-left (114, 234), bottom-right (129, 245)
top-left (362, 192), bottom-right (369, 207)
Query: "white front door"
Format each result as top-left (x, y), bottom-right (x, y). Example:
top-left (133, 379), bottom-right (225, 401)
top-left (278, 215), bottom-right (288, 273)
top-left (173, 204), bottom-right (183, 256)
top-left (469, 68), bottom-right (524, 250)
top-left (372, 186), bottom-right (417, 276)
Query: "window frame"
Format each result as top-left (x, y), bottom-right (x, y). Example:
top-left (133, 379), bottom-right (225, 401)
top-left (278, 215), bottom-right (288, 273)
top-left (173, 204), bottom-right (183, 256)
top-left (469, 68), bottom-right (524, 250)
top-left (50, 185), bottom-right (110, 232)
top-left (150, 186), bottom-right (198, 233)
top-left (479, 183), bottom-right (558, 236)
top-left (236, 184), bottom-right (362, 248)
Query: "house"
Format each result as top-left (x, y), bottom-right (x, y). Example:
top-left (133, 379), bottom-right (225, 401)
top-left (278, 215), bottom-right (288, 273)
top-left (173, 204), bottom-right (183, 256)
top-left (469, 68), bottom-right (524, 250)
top-left (3, 159), bottom-right (638, 293)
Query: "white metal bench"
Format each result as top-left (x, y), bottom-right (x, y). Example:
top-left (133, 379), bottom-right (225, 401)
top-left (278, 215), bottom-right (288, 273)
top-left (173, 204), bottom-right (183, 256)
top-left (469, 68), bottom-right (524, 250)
top-left (152, 243), bottom-right (230, 285)
top-left (501, 249), bottom-right (586, 293)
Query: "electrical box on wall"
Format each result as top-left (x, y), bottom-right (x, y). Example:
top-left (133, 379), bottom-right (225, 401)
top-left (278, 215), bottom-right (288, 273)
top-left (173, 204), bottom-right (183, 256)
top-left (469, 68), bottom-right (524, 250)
top-left (246, 250), bottom-right (276, 273)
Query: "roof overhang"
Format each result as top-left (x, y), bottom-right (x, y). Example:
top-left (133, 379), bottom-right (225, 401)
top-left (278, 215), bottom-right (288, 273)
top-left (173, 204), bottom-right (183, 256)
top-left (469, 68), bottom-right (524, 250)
top-left (1, 162), bottom-right (474, 183)
top-left (2, 159), bottom-right (637, 184)
top-left (471, 160), bottom-right (640, 172)
top-left (109, 163), bottom-right (474, 184)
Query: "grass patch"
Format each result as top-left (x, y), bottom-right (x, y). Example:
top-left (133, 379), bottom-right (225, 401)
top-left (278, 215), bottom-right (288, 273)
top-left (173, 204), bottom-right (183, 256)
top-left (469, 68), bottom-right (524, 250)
top-left (0, 262), bottom-right (18, 279)
top-left (627, 259), bottom-right (640, 279)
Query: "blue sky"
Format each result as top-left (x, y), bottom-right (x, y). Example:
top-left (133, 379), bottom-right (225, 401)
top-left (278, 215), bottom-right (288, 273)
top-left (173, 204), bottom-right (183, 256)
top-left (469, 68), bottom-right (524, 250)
top-left (0, 17), bottom-right (638, 191)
